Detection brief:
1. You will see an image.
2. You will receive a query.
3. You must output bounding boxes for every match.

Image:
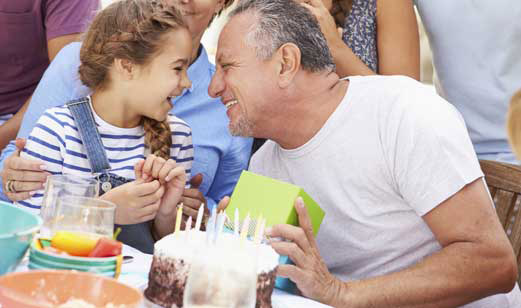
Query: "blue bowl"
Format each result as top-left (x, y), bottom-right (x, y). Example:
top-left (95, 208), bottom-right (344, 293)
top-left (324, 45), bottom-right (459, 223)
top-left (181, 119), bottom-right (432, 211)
top-left (0, 202), bottom-right (42, 275)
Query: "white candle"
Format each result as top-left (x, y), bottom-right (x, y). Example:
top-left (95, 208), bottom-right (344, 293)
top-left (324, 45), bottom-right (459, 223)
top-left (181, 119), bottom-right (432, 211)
top-left (255, 218), bottom-right (266, 245)
top-left (185, 216), bottom-right (192, 240)
top-left (195, 203), bottom-right (204, 231)
top-left (234, 208), bottom-right (239, 237)
top-left (240, 213), bottom-right (250, 243)
top-left (215, 212), bottom-right (226, 243)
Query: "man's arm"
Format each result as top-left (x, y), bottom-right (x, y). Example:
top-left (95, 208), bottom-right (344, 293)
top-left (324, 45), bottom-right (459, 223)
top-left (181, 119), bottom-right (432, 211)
top-left (269, 179), bottom-right (517, 307)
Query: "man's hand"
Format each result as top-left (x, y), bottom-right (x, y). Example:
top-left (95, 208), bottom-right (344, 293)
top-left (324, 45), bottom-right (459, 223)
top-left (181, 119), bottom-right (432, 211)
top-left (182, 173), bottom-right (208, 219)
top-left (1, 139), bottom-right (49, 201)
top-left (266, 197), bottom-right (343, 305)
top-left (100, 179), bottom-right (164, 225)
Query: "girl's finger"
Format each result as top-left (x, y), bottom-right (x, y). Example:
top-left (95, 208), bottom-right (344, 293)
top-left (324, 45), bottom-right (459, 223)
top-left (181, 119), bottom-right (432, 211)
top-left (151, 156), bottom-right (166, 179)
top-left (134, 159), bottom-right (145, 180)
top-left (165, 166), bottom-right (185, 183)
top-left (142, 155), bottom-right (157, 180)
top-left (139, 199), bottom-right (161, 219)
top-left (158, 159), bottom-right (177, 182)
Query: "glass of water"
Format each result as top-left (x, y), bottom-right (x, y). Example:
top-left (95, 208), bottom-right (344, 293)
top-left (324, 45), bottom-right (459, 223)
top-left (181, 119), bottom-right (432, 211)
top-left (40, 174), bottom-right (99, 237)
top-left (51, 196), bottom-right (116, 238)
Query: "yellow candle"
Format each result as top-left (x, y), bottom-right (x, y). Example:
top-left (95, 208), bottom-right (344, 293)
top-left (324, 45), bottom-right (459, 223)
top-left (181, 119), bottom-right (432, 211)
top-left (175, 203), bottom-right (183, 234)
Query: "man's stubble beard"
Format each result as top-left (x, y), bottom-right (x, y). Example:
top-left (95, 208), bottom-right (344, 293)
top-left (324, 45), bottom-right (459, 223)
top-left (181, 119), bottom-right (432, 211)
top-left (229, 111), bottom-right (254, 137)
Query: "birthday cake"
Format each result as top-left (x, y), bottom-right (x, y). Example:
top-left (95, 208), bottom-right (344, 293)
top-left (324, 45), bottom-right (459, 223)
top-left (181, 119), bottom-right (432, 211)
top-left (144, 230), bottom-right (279, 308)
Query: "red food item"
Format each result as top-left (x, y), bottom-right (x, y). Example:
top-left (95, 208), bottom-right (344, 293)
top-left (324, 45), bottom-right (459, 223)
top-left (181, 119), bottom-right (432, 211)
top-left (87, 237), bottom-right (122, 258)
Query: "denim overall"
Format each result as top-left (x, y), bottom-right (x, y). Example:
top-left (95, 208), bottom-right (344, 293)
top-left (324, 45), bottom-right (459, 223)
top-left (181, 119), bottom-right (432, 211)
top-left (66, 97), bottom-right (155, 253)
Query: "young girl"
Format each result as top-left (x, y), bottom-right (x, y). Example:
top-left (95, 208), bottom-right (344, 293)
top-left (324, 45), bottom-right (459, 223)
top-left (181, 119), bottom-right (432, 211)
top-left (16, 0), bottom-right (194, 253)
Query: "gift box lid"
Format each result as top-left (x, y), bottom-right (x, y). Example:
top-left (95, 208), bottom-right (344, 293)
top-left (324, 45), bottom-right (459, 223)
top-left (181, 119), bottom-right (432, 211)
top-left (226, 171), bottom-right (325, 236)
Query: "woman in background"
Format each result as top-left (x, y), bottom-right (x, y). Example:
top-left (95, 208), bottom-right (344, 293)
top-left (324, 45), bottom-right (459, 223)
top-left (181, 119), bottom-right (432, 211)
top-left (299, 0), bottom-right (420, 79)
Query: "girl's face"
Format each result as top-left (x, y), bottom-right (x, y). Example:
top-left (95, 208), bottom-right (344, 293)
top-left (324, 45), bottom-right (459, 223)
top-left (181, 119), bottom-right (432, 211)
top-left (170, 0), bottom-right (225, 41)
top-left (129, 28), bottom-right (193, 122)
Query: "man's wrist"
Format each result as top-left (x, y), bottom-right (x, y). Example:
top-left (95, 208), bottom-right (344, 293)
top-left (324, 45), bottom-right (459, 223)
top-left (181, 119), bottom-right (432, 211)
top-left (325, 277), bottom-right (352, 307)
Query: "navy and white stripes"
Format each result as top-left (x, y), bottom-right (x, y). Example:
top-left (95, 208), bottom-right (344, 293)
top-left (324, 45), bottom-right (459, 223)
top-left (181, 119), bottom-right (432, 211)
top-left (17, 105), bottom-right (193, 213)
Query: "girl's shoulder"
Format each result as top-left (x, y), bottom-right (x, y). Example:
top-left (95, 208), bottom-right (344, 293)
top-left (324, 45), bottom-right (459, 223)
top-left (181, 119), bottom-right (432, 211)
top-left (166, 114), bottom-right (191, 134)
top-left (38, 105), bottom-right (76, 129)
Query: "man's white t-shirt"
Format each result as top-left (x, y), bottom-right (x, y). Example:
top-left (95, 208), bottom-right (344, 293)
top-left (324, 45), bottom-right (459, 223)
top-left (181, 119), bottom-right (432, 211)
top-left (250, 76), bottom-right (521, 307)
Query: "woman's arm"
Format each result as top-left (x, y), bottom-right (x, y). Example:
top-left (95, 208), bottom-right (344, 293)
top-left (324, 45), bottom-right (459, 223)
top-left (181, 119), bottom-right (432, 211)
top-left (375, 0), bottom-right (420, 79)
top-left (299, 0), bottom-right (420, 79)
top-left (16, 110), bottom-right (66, 211)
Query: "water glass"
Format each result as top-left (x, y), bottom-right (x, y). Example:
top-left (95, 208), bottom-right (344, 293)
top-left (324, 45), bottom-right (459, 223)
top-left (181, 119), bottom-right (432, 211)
top-left (183, 246), bottom-right (257, 308)
top-left (51, 196), bottom-right (116, 238)
top-left (40, 175), bottom-right (99, 237)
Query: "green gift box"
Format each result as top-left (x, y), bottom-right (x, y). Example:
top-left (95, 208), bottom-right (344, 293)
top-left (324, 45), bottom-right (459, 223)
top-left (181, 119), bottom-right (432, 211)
top-left (226, 171), bottom-right (325, 234)
top-left (225, 171), bottom-right (326, 294)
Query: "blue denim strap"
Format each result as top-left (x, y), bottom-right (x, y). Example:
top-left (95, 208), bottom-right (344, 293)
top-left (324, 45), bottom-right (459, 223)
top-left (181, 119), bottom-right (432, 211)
top-left (66, 97), bottom-right (111, 174)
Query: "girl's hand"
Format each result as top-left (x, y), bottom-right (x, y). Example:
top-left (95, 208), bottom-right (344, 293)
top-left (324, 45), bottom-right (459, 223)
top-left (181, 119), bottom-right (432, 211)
top-left (297, 0), bottom-right (343, 47)
top-left (157, 159), bottom-right (186, 216)
top-left (135, 154), bottom-right (187, 216)
top-left (100, 179), bottom-right (164, 225)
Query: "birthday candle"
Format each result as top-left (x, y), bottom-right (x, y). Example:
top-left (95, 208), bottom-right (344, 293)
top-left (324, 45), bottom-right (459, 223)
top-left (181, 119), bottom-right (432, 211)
top-left (174, 203), bottom-right (183, 235)
top-left (206, 206), bottom-right (217, 244)
top-left (255, 218), bottom-right (266, 245)
top-left (240, 213), bottom-right (250, 243)
top-left (253, 214), bottom-right (263, 244)
top-left (185, 216), bottom-right (192, 240)
top-left (186, 216), bottom-right (192, 232)
top-left (195, 204), bottom-right (204, 231)
top-left (234, 208), bottom-right (239, 237)
top-left (214, 211), bottom-right (226, 243)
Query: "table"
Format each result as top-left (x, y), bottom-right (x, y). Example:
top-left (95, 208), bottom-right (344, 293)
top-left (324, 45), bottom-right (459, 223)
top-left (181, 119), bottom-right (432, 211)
top-left (16, 244), bottom-right (331, 308)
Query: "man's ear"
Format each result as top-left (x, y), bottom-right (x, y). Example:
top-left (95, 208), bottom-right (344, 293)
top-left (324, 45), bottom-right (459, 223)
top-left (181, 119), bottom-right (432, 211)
top-left (215, 0), bottom-right (225, 14)
top-left (114, 58), bottom-right (135, 80)
top-left (276, 43), bottom-right (301, 88)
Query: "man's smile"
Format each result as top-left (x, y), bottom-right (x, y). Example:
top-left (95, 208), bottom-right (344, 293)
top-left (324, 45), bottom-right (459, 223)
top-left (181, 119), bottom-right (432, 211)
top-left (225, 100), bottom-right (238, 109)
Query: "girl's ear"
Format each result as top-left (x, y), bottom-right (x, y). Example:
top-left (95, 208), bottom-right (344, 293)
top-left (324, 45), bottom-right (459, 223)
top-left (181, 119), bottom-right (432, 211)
top-left (114, 58), bottom-right (135, 80)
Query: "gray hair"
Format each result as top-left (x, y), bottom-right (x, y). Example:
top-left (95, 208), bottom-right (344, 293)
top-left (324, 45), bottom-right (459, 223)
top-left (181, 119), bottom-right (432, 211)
top-left (230, 0), bottom-right (335, 73)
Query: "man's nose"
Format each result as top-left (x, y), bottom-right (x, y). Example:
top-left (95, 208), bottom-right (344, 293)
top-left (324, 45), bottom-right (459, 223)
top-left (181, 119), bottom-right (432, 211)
top-left (208, 69), bottom-right (224, 98)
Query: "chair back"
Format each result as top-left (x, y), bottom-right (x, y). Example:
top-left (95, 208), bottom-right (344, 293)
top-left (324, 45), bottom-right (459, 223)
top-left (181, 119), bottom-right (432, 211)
top-left (480, 160), bottom-right (521, 284)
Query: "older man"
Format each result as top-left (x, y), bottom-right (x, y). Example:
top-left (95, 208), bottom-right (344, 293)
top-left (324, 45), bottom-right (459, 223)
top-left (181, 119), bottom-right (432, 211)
top-left (208, 0), bottom-right (521, 307)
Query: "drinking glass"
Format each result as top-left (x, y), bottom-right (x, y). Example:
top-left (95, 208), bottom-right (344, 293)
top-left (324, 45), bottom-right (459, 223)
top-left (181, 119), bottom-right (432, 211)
top-left (40, 175), bottom-right (99, 237)
top-left (183, 246), bottom-right (257, 308)
top-left (51, 196), bottom-right (116, 238)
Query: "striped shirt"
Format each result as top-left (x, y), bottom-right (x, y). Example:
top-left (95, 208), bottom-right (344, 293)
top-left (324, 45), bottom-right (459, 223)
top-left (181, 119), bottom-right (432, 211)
top-left (16, 104), bottom-right (193, 213)
top-left (0, 113), bottom-right (12, 126)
